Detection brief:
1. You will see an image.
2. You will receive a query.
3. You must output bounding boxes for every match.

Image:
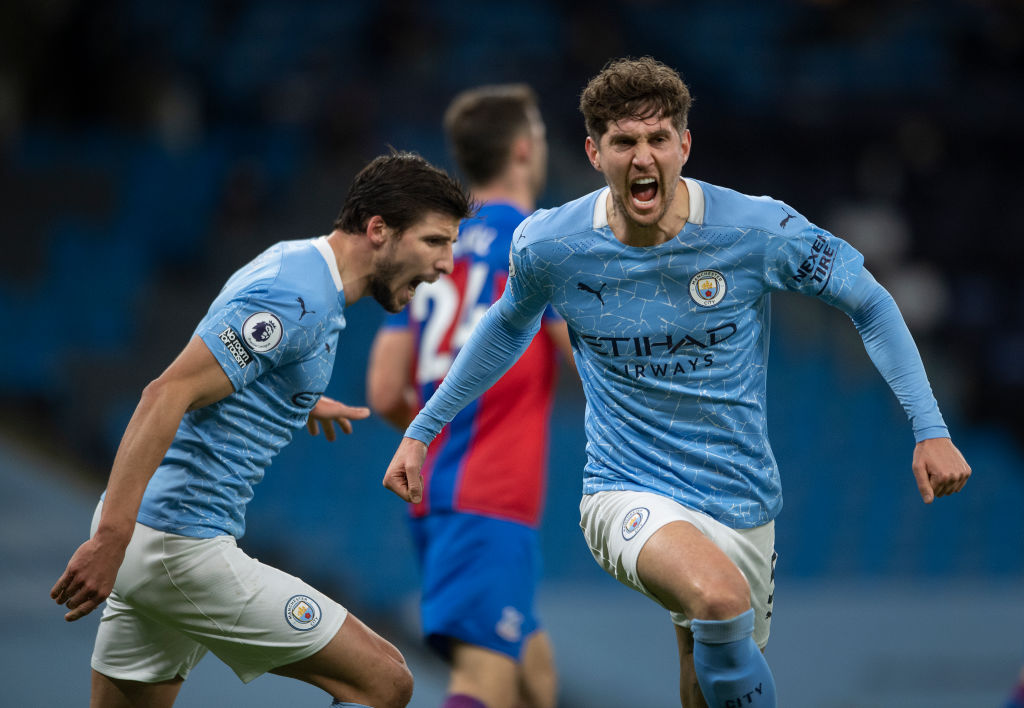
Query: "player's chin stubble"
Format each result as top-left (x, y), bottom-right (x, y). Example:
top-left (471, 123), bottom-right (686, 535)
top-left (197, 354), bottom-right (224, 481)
top-left (369, 260), bottom-right (404, 313)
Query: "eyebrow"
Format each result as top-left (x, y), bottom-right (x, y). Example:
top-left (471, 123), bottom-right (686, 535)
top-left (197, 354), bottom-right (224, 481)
top-left (608, 127), bottom-right (671, 142)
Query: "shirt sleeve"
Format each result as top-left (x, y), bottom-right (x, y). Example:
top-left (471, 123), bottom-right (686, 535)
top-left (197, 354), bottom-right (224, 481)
top-left (404, 243), bottom-right (551, 443)
top-left (195, 289), bottom-right (314, 392)
top-left (764, 215), bottom-right (866, 306)
top-left (832, 267), bottom-right (949, 442)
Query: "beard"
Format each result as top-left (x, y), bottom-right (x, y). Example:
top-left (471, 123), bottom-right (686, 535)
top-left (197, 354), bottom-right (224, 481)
top-left (368, 256), bottom-right (404, 313)
top-left (614, 177), bottom-right (675, 230)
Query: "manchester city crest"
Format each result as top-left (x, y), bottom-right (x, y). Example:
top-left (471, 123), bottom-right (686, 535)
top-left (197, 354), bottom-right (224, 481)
top-left (285, 594), bottom-right (322, 631)
top-left (689, 270), bottom-right (727, 307)
top-left (622, 507), bottom-right (650, 541)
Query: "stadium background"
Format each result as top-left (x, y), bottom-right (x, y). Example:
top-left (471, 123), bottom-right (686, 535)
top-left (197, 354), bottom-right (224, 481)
top-left (2, 1), bottom-right (1022, 705)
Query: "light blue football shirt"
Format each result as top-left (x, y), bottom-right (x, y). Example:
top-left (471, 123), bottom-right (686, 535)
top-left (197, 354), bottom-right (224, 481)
top-left (407, 178), bottom-right (948, 529)
top-left (135, 237), bottom-right (346, 538)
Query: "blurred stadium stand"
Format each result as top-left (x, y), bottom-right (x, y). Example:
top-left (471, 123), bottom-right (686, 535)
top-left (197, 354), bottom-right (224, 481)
top-left (2, 0), bottom-right (1022, 705)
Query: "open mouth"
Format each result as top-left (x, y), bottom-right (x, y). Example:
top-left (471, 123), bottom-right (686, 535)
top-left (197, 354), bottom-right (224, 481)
top-left (407, 274), bottom-right (437, 294)
top-left (630, 177), bottom-right (658, 207)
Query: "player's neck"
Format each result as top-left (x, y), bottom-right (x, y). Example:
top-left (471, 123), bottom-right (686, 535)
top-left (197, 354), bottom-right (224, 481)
top-left (609, 178), bottom-right (690, 248)
top-left (471, 177), bottom-right (536, 215)
top-left (325, 229), bottom-right (373, 303)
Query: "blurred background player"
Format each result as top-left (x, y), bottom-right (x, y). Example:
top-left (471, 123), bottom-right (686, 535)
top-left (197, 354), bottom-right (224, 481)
top-left (51, 152), bottom-right (471, 708)
top-left (368, 85), bottom-right (572, 708)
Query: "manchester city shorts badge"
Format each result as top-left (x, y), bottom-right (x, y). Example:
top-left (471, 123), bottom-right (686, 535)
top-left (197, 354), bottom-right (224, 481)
top-left (622, 507), bottom-right (651, 541)
top-left (285, 594), bottom-right (323, 631)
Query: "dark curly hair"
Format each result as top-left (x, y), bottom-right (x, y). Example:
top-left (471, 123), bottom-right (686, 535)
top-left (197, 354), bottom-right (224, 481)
top-left (579, 56), bottom-right (693, 141)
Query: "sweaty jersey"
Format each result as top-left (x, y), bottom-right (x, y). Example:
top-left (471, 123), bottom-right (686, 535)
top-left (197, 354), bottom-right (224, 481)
top-left (383, 203), bottom-right (559, 526)
top-left (407, 178), bottom-right (948, 529)
top-left (135, 237), bottom-right (346, 538)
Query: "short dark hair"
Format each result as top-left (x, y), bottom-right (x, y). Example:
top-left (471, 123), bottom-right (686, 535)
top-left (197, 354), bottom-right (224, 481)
top-left (334, 151), bottom-right (472, 234)
top-left (579, 56), bottom-right (693, 141)
top-left (444, 84), bottom-right (539, 186)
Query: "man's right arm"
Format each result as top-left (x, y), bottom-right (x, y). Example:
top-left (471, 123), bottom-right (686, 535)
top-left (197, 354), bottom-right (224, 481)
top-left (51, 335), bottom-right (234, 621)
top-left (383, 274), bottom-right (548, 502)
top-left (366, 327), bottom-right (418, 430)
top-left (405, 293), bottom-right (544, 444)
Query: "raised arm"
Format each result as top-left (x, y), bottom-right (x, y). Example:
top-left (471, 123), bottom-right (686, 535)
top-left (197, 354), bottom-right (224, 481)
top-left (51, 336), bottom-right (234, 620)
top-left (836, 268), bottom-right (971, 502)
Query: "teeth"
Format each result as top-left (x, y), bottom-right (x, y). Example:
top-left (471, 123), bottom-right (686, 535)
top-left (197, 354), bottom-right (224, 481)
top-left (631, 176), bottom-right (657, 207)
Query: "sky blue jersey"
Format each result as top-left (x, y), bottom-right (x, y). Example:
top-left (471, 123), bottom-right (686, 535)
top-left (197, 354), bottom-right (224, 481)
top-left (135, 237), bottom-right (346, 538)
top-left (407, 178), bottom-right (948, 529)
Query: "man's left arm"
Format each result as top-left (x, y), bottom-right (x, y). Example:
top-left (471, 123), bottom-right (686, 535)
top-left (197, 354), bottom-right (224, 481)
top-left (836, 268), bottom-right (971, 503)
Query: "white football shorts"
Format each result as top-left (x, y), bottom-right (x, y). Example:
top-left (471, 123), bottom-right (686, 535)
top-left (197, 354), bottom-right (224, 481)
top-left (579, 490), bottom-right (776, 649)
top-left (89, 501), bottom-right (348, 683)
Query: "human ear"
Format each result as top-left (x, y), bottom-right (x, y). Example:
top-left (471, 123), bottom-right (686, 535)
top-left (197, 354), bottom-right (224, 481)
top-left (512, 134), bottom-right (532, 164)
top-left (585, 136), bottom-right (601, 171)
top-left (366, 215), bottom-right (390, 246)
top-left (679, 129), bottom-right (692, 167)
